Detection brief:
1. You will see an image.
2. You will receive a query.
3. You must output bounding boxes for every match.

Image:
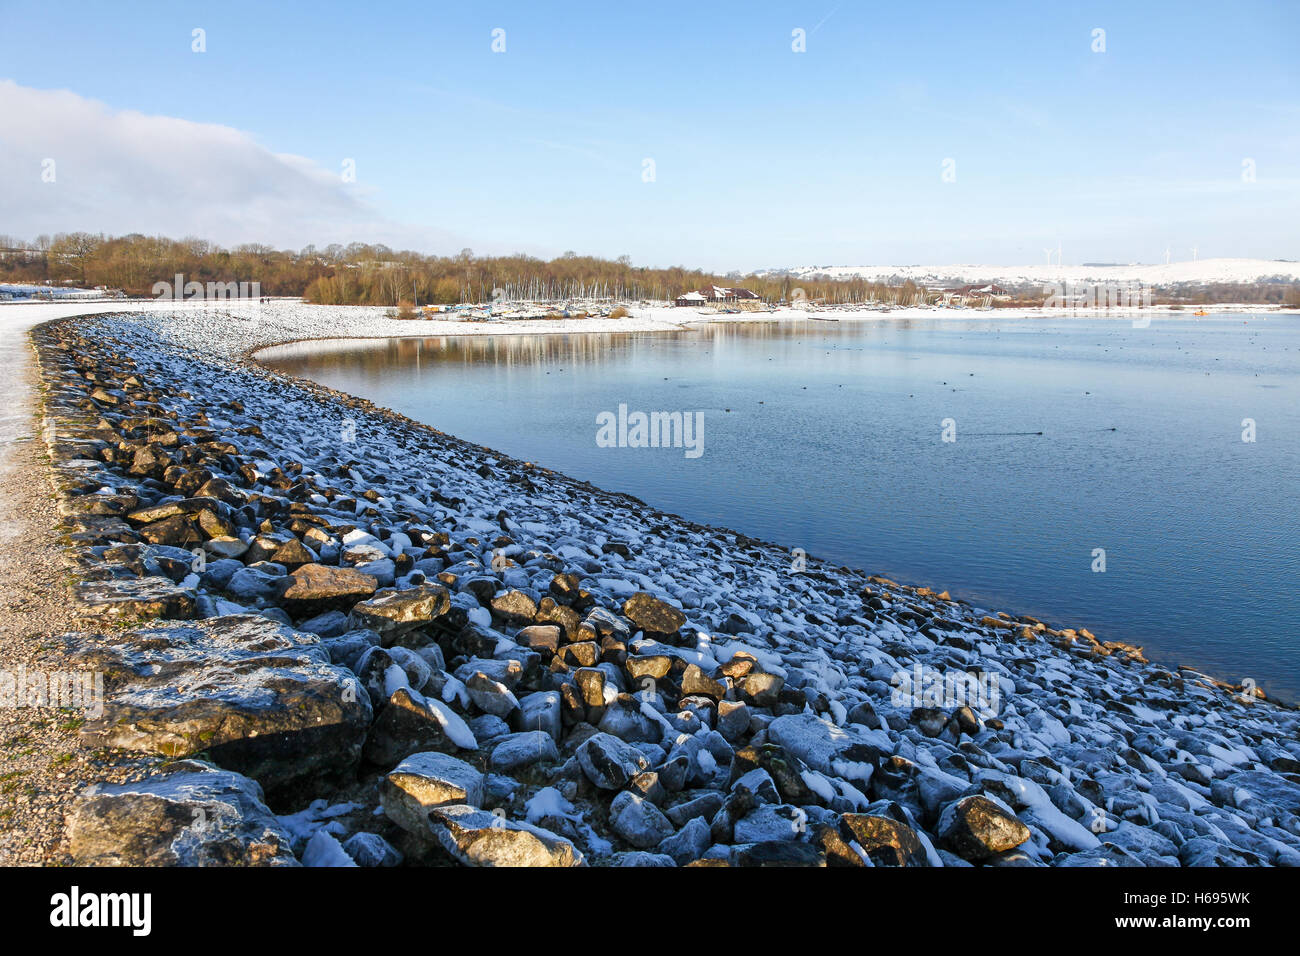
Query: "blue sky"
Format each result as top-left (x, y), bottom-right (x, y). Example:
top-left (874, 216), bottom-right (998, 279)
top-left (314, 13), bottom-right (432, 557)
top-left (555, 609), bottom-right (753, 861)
top-left (1, 0), bottom-right (1296, 270)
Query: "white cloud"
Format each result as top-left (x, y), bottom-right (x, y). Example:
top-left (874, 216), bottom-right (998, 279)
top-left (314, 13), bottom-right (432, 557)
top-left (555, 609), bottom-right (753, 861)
top-left (0, 80), bottom-right (461, 251)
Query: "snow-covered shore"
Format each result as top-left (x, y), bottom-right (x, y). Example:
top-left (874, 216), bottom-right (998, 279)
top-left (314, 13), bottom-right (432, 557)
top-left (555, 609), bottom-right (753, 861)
top-left (17, 303), bottom-right (1300, 868)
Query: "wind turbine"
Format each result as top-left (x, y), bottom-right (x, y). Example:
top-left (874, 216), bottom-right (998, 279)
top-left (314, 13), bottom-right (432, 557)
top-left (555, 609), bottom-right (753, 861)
top-left (1164, 246), bottom-right (1171, 265)
top-left (1191, 245), bottom-right (1199, 262)
top-left (1043, 248), bottom-right (1054, 267)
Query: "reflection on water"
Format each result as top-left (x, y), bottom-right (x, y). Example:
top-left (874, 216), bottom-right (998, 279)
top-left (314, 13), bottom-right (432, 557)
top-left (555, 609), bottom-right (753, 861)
top-left (262, 316), bottom-right (1300, 700)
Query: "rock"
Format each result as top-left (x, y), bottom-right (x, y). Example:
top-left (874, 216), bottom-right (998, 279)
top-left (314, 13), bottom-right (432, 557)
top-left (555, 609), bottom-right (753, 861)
top-left (622, 592), bottom-right (685, 637)
top-left (938, 795), bottom-right (1032, 861)
top-left (576, 733), bottom-right (650, 790)
top-left (517, 624), bottom-right (560, 655)
top-left (73, 575), bottom-right (196, 621)
top-left (342, 832), bottom-right (403, 867)
top-left (349, 584), bottom-right (451, 642)
top-left (67, 760), bottom-right (297, 866)
top-left (468, 714), bottom-right (511, 744)
top-left (561, 641), bottom-right (600, 668)
top-left (298, 609), bottom-right (352, 638)
top-left (1224, 770), bottom-right (1300, 815)
top-left (382, 751), bottom-right (487, 835)
top-left (656, 815), bottom-right (711, 864)
top-left (738, 671), bottom-right (785, 706)
top-left (573, 668), bottom-right (607, 708)
top-left (716, 700), bottom-right (751, 742)
top-left (276, 563), bottom-right (378, 615)
top-left (490, 589), bottom-right (538, 624)
top-left (364, 687), bottom-right (477, 766)
top-left (68, 615), bottom-right (371, 807)
top-left (610, 791), bottom-right (676, 848)
top-left (466, 671), bottom-right (520, 718)
top-left (767, 713), bottom-right (886, 779)
top-left (137, 514), bottom-right (202, 547)
top-left (728, 744), bottom-right (827, 806)
top-left (517, 691), bottom-right (562, 742)
top-left (489, 731), bottom-right (560, 772)
top-left (269, 538), bottom-right (318, 571)
top-left (681, 664), bottom-right (726, 700)
top-left (909, 706), bottom-right (950, 738)
top-left (735, 804), bottom-right (808, 843)
top-left (617, 851), bottom-right (677, 867)
top-left (814, 822), bottom-right (869, 866)
top-left (733, 842), bottom-right (826, 867)
top-left (666, 792), bottom-right (726, 828)
top-left (429, 805), bottom-right (585, 866)
top-left (204, 536), bottom-right (249, 559)
top-left (597, 698), bottom-right (660, 742)
top-left (838, 814), bottom-right (928, 867)
top-left (1178, 836), bottom-right (1263, 867)
top-left (626, 655), bottom-right (673, 682)
top-left (453, 657), bottom-right (524, 689)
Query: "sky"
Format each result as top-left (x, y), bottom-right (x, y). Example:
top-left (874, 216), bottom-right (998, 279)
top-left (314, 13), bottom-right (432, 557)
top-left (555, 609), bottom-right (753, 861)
top-left (1, 0), bottom-right (1297, 272)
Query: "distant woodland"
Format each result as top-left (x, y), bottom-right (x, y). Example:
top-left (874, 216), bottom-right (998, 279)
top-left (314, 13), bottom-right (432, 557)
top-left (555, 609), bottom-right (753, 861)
top-left (2, 232), bottom-right (1297, 307)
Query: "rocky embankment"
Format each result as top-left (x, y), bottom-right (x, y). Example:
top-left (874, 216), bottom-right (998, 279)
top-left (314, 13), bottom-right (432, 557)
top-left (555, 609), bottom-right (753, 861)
top-left (33, 311), bottom-right (1300, 867)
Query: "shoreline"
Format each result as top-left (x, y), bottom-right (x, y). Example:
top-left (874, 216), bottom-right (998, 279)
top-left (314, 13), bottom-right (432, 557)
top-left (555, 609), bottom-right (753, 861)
top-left (7, 303), bottom-right (1300, 867)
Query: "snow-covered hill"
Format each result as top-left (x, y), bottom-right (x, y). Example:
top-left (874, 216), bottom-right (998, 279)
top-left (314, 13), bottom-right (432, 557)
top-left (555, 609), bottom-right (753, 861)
top-left (766, 258), bottom-right (1300, 288)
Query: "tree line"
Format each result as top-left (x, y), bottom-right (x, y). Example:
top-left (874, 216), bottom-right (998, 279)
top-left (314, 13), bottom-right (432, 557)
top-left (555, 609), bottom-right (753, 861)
top-left (0, 232), bottom-right (908, 306)
top-left (3, 233), bottom-right (1294, 306)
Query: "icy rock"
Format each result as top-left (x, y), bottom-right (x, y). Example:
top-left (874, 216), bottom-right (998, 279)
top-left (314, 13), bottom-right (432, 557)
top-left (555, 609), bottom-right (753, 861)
top-left (517, 690), bottom-right (562, 742)
top-left (342, 832), bottom-right (403, 867)
top-left (490, 731), bottom-right (560, 772)
top-left (734, 805), bottom-right (807, 844)
top-left (382, 751), bottom-right (487, 836)
top-left (656, 815), bottom-right (712, 864)
top-left (67, 614), bottom-right (371, 807)
top-left (767, 713), bottom-right (887, 778)
top-left (67, 760), bottom-right (298, 866)
top-left (610, 791), bottom-right (676, 848)
top-left (618, 851), bottom-right (677, 867)
top-left (576, 733), bottom-right (650, 789)
top-left (429, 805), bottom-right (585, 867)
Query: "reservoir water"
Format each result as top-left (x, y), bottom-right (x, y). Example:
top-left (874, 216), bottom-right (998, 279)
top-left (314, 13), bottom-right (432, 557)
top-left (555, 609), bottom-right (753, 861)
top-left (261, 315), bottom-right (1300, 700)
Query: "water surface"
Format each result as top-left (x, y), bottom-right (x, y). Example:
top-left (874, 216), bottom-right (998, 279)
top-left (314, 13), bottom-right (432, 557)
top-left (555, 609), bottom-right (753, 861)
top-left (262, 315), bottom-right (1300, 700)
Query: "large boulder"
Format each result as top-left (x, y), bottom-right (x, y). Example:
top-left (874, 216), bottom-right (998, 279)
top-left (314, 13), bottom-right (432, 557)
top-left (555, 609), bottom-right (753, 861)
top-left (67, 614), bottom-right (372, 808)
top-left (67, 760), bottom-right (298, 866)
